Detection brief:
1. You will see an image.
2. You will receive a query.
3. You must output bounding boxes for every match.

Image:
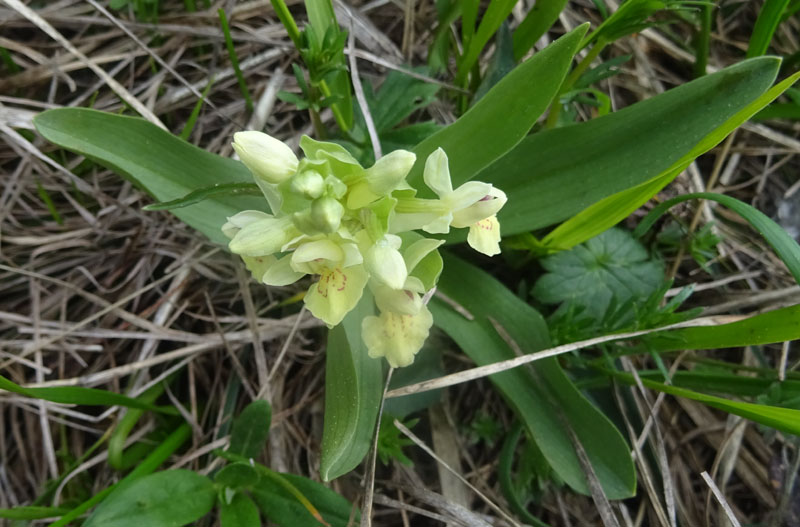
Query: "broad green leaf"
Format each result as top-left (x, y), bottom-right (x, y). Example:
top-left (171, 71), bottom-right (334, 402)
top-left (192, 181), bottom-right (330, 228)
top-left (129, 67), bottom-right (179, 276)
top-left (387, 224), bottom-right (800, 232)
top-left (84, 470), bottom-right (215, 527)
top-left (532, 228), bottom-right (664, 320)
top-left (646, 303), bottom-right (800, 352)
top-left (229, 400), bottom-right (272, 459)
top-left (634, 192), bottom-right (800, 285)
top-left (543, 69), bottom-right (800, 250)
top-left (612, 372), bottom-right (800, 436)
top-left (543, 173), bottom-right (672, 250)
top-left (408, 23), bottom-right (588, 191)
top-left (512, 0), bottom-right (569, 61)
top-left (456, 0), bottom-right (517, 85)
top-left (0, 506), bottom-right (70, 520)
top-left (747, 0), bottom-right (791, 57)
top-left (433, 253), bottom-right (635, 499)
top-left (481, 57), bottom-right (781, 238)
top-left (220, 493), bottom-right (260, 527)
top-left (52, 423), bottom-right (193, 527)
top-left (319, 292), bottom-right (384, 481)
top-left (215, 462), bottom-right (261, 489)
top-left (0, 373), bottom-right (176, 414)
top-left (251, 472), bottom-right (356, 526)
top-left (33, 108), bottom-right (266, 246)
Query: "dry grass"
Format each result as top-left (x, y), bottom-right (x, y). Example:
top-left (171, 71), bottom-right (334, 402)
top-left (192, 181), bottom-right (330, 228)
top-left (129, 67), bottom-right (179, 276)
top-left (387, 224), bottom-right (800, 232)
top-left (1, 0), bottom-right (800, 526)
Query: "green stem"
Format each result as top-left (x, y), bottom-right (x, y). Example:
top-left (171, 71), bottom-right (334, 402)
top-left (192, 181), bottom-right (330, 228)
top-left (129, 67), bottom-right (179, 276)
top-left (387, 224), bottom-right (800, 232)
top-left (270, 0), bottom-right (302, 48)
top-left (545, 39), bottom-right (607, 129)
top-left (694, 3), bottom-right (712, 77)
top-left (318, 78), bottom-right (349, 131)
top-left (218, 8), bottom-right (253, 112)
top-left (309, 108), bottom-right (327, 139)
top-left (108, 381), bottom-right (168, 470)
top-left (394, 197), bottom-right (448, 214)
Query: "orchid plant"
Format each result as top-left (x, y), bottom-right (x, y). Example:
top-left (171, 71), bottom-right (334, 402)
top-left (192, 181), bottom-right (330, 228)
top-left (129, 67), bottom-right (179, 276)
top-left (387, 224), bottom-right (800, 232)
top-left (224, 131), bottom-right (507, 367)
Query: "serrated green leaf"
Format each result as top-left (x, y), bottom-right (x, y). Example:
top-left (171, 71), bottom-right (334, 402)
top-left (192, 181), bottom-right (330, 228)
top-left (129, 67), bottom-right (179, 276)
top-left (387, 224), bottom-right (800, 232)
top-left (319, 292), bottom-right (384, 481)
top-left (83, 470), bottom-right (215, 527)
top-left (229, 400), bottom-right (272, 459)
top-left (533, 228), bottom-right (664, 320)
top-left (434, 253), bottom-right (636, 499)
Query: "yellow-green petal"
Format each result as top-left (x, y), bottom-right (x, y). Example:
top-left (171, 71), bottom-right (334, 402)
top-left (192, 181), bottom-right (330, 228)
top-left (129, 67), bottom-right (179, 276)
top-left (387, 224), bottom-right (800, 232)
top-left (451, 187), bottom-right (507, 228)
top-left (304, 264), bottom-right (368, 327)
top-left (229, 216), bottom-right (297, 256)
top-left (241, 254), bottom-right (275, 282)
top-left (233, 131), bottom-right (298, 184)
top-left (262, 255), bottom-right (306, 286)
top-left (365, 235), bottom-right (407, 289)
top-left (467, 215), bottom-right (502, 256)
top-left (422, 148), bottom-right (453, 197)
top-left (362, 306), bottom-right (433, 368)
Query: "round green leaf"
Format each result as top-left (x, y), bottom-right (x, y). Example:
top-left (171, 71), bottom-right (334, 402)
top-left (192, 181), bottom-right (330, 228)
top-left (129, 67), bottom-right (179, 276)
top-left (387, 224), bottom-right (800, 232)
top-left (84, 470), bottom-right (215, 527)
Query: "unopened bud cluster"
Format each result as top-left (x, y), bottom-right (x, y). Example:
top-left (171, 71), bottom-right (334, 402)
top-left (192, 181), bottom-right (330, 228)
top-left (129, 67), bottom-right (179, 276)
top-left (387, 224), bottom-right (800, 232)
top-left (224, 131), bottom-right (507, 367)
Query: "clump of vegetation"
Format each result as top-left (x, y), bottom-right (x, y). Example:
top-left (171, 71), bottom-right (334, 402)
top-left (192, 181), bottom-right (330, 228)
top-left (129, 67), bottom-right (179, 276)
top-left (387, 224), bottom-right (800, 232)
top-left (2, 1), bottom-right (800, 526)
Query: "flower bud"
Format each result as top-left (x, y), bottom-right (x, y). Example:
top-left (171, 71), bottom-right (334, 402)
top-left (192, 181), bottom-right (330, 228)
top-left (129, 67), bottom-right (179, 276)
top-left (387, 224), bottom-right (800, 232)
top-left (232, 131), bottom-right (298, 184)
top-left (365, 150), bottom-right (416, 195)
top-left (290, 170), bottom-right (325, 199)
top-left (311, 196), bottom-right (345, 233)
top-left (365, 235), bottom-right (407, 290)
top-left (228, 215), bottom-right (297, 256)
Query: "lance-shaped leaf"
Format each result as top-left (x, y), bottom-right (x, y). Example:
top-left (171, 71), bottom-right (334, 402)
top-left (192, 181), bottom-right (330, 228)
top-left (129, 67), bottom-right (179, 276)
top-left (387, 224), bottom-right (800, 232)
top-left (319, 292), bottom-right (384, 480)
top-left (433, 253), bottom-right (636, 499)
top-left (407, 23), bottom-right (588, 191)
top-left (479, 57), bottom-right (781, 239)
top-left (34, 108), bottom-right (267, 246)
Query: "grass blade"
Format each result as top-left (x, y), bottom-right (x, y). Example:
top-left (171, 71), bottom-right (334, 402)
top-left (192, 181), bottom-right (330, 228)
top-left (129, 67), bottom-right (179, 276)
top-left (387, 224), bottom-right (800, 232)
top-left (512, 0), bottom-right (569, 61)
top-left (0, 373), bottom-right (176, 414)
top-left (218, 8), bottom-right (253, 112)
top-left (634, 192), bottom-right (800, 285)
top-left (747, 0), bottom-right (791, 57)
